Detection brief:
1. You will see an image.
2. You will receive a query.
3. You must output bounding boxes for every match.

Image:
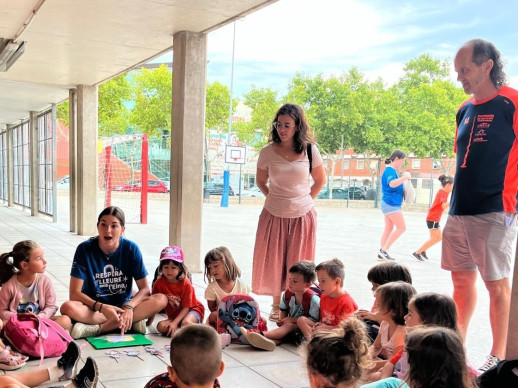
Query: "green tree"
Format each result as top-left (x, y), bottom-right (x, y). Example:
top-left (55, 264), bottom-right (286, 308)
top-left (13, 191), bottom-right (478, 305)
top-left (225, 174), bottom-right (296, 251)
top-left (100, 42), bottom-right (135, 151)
top-left (129, 65), bottom-right (172, 138)
top-left (233, 86), bottom-right (280, 148)
top-left (98, 74), bottom-right (131, 136)
top-left (205, 81), bottom-right (233, 133)
top-left (394, 54), bottom-right (466, 159)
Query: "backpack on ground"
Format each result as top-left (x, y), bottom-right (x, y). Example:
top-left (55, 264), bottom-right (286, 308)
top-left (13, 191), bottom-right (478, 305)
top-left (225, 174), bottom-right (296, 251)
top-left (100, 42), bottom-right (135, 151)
top-left (216, 294), bottom-right (267, 344)
top-left (4, 313), bottom-right (73, 361)
top-left (477, 359), bottom-right (518, 388)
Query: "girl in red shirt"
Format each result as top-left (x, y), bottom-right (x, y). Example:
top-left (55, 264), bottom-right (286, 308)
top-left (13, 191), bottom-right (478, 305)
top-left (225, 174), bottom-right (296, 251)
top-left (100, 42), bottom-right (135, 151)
top-left (152, 246), bottom-right (205, 337)
top-left (413, 174), bottom-right (453, 261)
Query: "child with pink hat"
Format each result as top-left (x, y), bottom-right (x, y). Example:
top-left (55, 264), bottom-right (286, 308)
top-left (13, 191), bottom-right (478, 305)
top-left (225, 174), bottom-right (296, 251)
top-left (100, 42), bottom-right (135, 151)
top-left (151, 246), bottom-right (205, 337)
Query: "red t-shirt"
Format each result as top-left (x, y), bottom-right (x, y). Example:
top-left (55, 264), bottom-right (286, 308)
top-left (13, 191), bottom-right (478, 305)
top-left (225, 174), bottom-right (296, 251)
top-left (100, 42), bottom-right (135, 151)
top-left (426, 188), bottom-right (449, 222)
top-left (152, 276), bottom-right (205, 321)
top-left (320, 293), bottom-right (358, 326)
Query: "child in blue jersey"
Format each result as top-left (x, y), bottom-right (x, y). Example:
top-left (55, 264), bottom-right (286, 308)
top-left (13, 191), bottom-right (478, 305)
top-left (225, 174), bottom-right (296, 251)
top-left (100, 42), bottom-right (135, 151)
top-left (240, 261), bottom-right (320, 351)
top-left (61, 206), bottom-right (167, 339)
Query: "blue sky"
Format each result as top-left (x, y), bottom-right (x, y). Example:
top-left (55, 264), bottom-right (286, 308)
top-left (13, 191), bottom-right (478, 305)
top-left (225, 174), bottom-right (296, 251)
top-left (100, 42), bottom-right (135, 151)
top-left (155, 0), bottom-right (518, 98)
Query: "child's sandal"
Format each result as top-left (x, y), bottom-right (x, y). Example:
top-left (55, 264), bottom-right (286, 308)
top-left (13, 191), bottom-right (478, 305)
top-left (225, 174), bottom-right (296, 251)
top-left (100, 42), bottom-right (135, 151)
top-left (269, 304), bottom-right (281, 322)
top-left (5, 346), bottom-right (28, 362)
top-left (0, 347), bottom-right (26, 371)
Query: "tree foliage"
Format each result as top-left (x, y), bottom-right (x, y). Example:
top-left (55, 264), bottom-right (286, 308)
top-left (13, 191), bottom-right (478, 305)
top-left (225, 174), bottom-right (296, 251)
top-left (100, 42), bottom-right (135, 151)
top-left (98, 74), bottom-right (131, 136)
top-left (129, 65), bottom-right (172, 138)
top-left (233, 86), bottom-right (280, 148)
top-left (205, 81), bottom-right (233, 133)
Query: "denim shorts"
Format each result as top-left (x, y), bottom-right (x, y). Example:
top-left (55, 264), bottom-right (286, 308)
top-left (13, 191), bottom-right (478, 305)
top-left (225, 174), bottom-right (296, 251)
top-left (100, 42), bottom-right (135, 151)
top-left (381, 200), bottom-right (402, 215)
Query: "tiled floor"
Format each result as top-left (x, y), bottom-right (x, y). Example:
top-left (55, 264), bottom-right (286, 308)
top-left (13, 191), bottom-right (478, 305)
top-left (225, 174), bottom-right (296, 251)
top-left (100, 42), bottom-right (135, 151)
top-left (0, 197), bottom-right (511, 387)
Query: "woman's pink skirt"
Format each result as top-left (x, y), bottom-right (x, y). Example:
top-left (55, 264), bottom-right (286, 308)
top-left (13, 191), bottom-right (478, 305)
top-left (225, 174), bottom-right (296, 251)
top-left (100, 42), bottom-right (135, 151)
top-left (252, 208), bottom-right (317, 296)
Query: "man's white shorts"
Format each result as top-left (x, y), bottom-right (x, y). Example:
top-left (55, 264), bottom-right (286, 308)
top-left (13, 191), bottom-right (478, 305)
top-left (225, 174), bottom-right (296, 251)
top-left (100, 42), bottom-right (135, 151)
top-left (441, 212), bottom-right (517, 281)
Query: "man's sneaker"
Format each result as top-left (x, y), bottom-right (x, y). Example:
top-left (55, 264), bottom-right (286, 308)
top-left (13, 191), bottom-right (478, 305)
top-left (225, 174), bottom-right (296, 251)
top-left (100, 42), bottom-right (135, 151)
top-left (412, 252), bottom-right (424, 262)
top-left (131, 320), bottom-right (147, 335)
top-left (246, 331), bottom-right (276, 351)
top-left (478, 354), bottom-right (501, 373)
top-left (378, 249), bottom-right (395, 261)
top-left (57, 341), bottom-right (80, 381)
top-left (219, 333), bottom-right (231, 349)
top-left (71, 323), bottom-right (101, 339)
top-left (421, 251), bottom-right (429, 260)
top-left (72, 357), bottom-right (98, 388)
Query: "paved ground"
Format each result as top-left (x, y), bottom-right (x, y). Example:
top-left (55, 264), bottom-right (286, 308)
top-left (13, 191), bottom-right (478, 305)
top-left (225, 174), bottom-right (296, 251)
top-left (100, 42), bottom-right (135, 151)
top-left (0, 196), bottom-right (513, 387)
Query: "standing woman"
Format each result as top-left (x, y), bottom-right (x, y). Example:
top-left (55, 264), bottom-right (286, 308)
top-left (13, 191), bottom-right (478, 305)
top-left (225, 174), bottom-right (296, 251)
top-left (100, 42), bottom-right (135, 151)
top-left (378, 150), bottom-right (411, 261)
top-left (412, 174), bottom-right (453, 261)
top-left (61, 206), bottom-right (167, 339)
top-left (252, 103), bottom-right (326, 322)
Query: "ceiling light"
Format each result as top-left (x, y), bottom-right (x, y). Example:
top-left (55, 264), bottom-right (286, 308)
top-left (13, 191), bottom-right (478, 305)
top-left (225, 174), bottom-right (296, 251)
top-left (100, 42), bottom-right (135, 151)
top-left (0, 39), bottom-right (25, 72)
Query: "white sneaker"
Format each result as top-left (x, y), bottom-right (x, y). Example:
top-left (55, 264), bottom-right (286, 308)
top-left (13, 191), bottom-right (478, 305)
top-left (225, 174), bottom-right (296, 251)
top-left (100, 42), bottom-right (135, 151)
top-left (246, 331), bottom-right (276, 351)
top-left (71, 323), bottom-right (101, 339)
top-left (131, 320), bottom-right (147, 334)
top-left (478, 354), bottom-right (500, 373)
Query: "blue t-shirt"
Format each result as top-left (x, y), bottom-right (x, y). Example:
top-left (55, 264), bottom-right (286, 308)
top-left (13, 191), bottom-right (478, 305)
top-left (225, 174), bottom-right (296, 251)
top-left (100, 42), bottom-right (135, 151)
top-left (279, 289), bottom-right (320, 322)
top-left (70, 237), bottom-right (148, 306)
top-left (381, 166), bottom-right (403, 207)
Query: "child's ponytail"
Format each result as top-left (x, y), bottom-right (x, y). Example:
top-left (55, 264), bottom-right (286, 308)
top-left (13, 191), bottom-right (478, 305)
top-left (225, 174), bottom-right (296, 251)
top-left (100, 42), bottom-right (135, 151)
top-left (306, 317), bottom-right (372, 386)
top-left (0, 240), bottom-right (39, 286)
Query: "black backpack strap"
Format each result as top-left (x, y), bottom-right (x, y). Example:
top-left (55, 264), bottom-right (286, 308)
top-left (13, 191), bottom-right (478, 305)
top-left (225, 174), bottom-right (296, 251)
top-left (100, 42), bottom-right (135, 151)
top-left (307, 143), bottom-right (313, 173)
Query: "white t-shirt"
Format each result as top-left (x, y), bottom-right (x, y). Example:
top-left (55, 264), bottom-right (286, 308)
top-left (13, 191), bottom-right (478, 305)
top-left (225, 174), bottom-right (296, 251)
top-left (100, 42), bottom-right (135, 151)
top-left (204, 278), bottom-right (251, 305)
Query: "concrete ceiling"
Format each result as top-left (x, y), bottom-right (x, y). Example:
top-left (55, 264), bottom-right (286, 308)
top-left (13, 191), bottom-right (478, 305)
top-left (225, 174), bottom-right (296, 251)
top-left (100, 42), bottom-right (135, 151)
top-left (0, 0), bottom-right (276, 129)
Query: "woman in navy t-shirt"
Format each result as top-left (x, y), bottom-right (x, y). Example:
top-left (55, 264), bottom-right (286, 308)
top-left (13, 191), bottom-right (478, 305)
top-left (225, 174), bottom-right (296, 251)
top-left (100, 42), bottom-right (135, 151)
top-left (61, 206), bottom-right (167, 339)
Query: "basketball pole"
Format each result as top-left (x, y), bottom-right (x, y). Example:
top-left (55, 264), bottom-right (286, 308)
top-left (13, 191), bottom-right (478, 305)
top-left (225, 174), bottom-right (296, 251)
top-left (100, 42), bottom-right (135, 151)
top-left (221, 21), bottom-right (236, 208)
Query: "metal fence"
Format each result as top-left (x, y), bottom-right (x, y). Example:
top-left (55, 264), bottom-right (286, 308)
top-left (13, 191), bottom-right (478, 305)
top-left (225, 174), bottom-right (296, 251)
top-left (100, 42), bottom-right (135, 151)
top-left (37, 110), bottom-right (54, 216)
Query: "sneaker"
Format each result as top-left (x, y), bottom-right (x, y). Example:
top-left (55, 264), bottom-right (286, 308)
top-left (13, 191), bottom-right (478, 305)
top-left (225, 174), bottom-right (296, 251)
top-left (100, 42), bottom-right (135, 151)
top-left (57, 341), bottom-right (80, 381)
top-left (71, 323), bottom-right (101, 339)
top-left (421, 251), bottom-right (429, 260)
top-left (246, 331), bottom-right (276, 351)
top-left (378, 249), bottom-right (395, 261)
top-left (478, 354), bottom-right (501, 372)
top-left (412, 252), bottom-right (424, 261)
top-left (72, 357), bottom-right (99, 388)
top-left (219, 333), bottom-right (231, 349)
top-left (131, 320), bottom-right (146, 335)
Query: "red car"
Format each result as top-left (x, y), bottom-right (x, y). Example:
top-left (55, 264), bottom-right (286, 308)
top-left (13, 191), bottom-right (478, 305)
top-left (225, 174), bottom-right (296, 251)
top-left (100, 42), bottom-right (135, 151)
top-left (114, 179), bottom-right (169, 193)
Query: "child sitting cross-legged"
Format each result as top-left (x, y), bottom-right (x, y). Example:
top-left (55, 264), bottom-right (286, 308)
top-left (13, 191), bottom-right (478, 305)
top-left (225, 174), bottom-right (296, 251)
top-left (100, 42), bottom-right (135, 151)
top-left (145, 325), bottom-right (225, 388)
top-left (298, 258), bottom-right (358, 340)
top-left (240, 260), bottom-right (320, 351)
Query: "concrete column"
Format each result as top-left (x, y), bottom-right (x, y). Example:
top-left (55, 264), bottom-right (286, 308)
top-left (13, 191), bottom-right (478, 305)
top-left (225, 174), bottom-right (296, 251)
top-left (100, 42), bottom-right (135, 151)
top-left (170, 31), bottom-right (207, 272)
top-left (29, 111), bottom-right (38, 216)
top-left (76, 85), bottom-right (98, 236)
top-left (6, 124), bottom-right (13, 207)
top-left (69, 89), bottom-right (77, 233)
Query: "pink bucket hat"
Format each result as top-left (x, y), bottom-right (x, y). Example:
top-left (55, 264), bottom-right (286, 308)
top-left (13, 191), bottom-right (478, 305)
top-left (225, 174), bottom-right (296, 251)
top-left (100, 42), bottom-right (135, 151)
top-left (160, 246), bottom-right (184, 263)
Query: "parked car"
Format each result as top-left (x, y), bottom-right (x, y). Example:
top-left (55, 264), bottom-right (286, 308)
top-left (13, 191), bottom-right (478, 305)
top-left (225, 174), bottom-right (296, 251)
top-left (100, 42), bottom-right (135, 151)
top-left (241, 186), bottom-right (265, 197)
top-left (114, 179), bottom-right (169, 193)
top-left (348, 186), bottom-right (367, 200)
top-left (56, 175), bottom-right (70, 190)
top-left (204, 182), bottom-right (235, 196)
top-left (317, 188), bottom-right (349, 200)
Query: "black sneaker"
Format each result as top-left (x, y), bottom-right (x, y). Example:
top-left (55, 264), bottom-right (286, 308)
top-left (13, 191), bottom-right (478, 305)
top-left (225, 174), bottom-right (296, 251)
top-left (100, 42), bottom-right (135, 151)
top-left (412, 252), bottom-right (424, 262)
top-left (421, 251), bottom-right (429, 260)
top-left (57, 341), bottom-right (80, 381)
top-left (72, 357), bottom-right (99, 388)
top-left (378, 249), bottom-right (395, 261)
